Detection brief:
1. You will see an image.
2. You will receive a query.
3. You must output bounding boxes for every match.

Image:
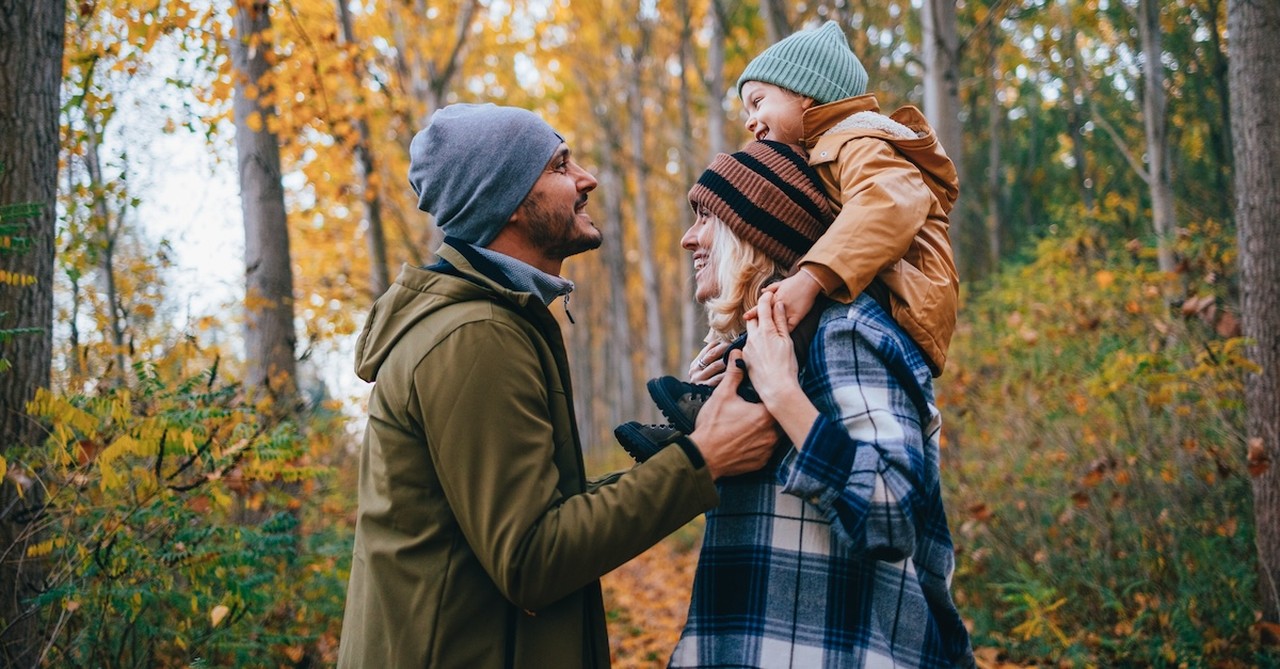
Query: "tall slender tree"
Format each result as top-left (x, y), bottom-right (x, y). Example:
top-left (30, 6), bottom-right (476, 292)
top-left (230, 0), bottom-right (297, 404)
top-left (1138, 0), bottom-right (1177, 274)
top-left (1228, 0), bottom-right (1280, 625)
top-left (0, 1), bottom-right (64, 664)
top-left (921, 0), bottom-right (966, 271)
top-left (335, 0), bottom-right (389, 298)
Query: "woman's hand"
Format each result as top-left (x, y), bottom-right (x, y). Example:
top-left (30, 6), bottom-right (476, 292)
top-left (688, 338), bottom-right (730, 385)
top-left (744, 291), bottom-right (820, 446)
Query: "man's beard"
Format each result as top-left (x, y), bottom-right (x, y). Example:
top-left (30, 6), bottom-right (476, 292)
top-left (521, 193), bottom-right (603, 260)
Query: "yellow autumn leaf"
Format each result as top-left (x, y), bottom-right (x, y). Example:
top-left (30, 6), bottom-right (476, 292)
top-left (0, 455), bottom-right (6, 481)
top-left (246, 111), bottom-right (263, 132)
top-left (211, 604), bottom-right (230, 627)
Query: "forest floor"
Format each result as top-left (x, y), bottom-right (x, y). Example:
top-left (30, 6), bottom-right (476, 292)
top-left (601, 520), bottom-right (1029, 669)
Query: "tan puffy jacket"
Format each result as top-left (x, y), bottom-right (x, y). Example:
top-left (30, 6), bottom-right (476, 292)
top-left (798, 94), bottom-right (961, 376)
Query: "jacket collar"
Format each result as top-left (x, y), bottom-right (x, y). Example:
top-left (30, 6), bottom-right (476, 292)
top-left (801, 93), bottom-right (882, 147)
top-left (434, 240), bottom-right (534, 308)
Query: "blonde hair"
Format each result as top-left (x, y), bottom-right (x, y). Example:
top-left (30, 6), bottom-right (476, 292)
top-left (703, 215), bottom-right (789, 343)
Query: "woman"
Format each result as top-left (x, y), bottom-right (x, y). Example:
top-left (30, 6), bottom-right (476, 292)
top-left (667, 140), bottom-right (975, 668)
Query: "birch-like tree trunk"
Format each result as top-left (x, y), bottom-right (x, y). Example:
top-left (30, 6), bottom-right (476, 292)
top-left (1228, 0), bottom-right (1280, 624)
top-left (598, 141), bottom-right (639, 423)
top-left (335, 0), bottom-right (389, 298)
top-left (1138, 0), bottom-right (1176, 274)
top-left (706, 0), bottom-right (728, 158)
top-left (677, 0), bottom-right (701, 362)
top-left (231, 0), bottom-right (297, 405)
top-left (0, 1), bottom-right (63, 663)
top-left (625, 28), bottom-right (666, 384)
top-left (84, 122), bottom-right (130, 385)
top-left (1066, 30), bottom-right (1097, 214)
top-left (985, 54), bottom-right (1002, 275)
top-left (758, 0), bottom-right (790, 44)
top-left (921, 0), bottom-right (966, 271)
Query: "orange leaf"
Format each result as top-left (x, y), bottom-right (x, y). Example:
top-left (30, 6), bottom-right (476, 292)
top-left (1071, 490), bottom-right (1089, 508)
top-left (1257, 621), bottom-right (1280, 646)
top-left (968, 502), bottom-right (993, 522)
top-left (1248, 437), bottom-right (1271, 477)
top-left (1215, 311), bottom-right (1241, 338)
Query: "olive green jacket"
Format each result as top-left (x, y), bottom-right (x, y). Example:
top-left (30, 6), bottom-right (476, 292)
top-left (336, 242), bottom-right (718, 668)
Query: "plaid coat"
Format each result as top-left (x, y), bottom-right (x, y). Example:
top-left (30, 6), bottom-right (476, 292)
top-left (670, 295), bottom-right (975, 668)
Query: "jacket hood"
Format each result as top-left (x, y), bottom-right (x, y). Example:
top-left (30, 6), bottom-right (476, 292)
top-left (802, 94), bottom-right (960, 214)
top-left (354, 244), bottom-right (533, 382)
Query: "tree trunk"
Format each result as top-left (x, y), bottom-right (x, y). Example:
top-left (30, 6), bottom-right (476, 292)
top-left (677, 0), bottom-right (700, 362)
top-left (335, 0), bottom-right (389, 298)
top-left (1228, 0), bottom-right (1280, 624)
top-left (706, 0), bottom-right (727, 158)
top-left (1138, 0), bottom-right (1176, 274)
top-left (1065, 28), bottom-right (1096, 214)
top-left (985, 53), bottom-right (1002, 275)
top-left (0, 1), bottom-right (64, 664)
top-left (921, 0), bottom-right (966, 273)
top-left (758, 0), bottom-right (790, 44)
top-left (625, 31), bottom-right (665, 384)
top-left (231, 0), bottom-right (298, 405)
top-left (598, 141), bottom-right (639, 424)
top-left (84, 121), bottom-right (130, 385)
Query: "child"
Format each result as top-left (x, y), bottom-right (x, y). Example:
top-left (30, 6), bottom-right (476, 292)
top-left (699, 20), bottom-right (959, 380)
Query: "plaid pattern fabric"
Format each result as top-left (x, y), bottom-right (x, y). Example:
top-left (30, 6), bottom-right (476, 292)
top-left (670, 295), bottom-right (975, 669)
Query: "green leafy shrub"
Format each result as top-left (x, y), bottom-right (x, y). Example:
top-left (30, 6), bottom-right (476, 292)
top-left (941, 221), bottom-right (1277, 666)
top-left (10, 359), bottom-right (352, 667)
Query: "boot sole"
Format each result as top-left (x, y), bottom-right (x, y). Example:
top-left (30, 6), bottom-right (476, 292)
top-left (646, 377), bottom-right (698, 434)
top-left (613, 422), bottom-right (665, 463)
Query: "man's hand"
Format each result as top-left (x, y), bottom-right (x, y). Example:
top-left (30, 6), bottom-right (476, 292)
top-left (760, 270), bottom-right (822, 332)
top-left (689, 349), bottom-right (779, 479)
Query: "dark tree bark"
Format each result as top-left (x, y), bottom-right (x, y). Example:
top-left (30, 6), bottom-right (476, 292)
top-left (1228, 0), bottom-right (1280, 624)
top-left (0, 1), bottom-right (64, 664)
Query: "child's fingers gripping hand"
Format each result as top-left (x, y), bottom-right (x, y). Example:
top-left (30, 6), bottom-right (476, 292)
top-left (688, 339), bottom-right (730, 385)
top-left (763, 272), bottom-right (822, 332)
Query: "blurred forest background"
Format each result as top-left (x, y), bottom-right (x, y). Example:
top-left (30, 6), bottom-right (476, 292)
top-left (2, 0), bottom-right (1278, 666)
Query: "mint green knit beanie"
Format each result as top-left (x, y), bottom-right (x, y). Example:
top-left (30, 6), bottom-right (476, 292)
top-left (737, 21), bottom-right (868, 105)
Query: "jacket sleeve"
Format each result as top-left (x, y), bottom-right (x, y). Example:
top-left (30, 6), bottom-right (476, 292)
top-left (802, 136), bottom-right (932, 303)
top-left (413, 316), bottom-right (719, 610)
top-left (778, 315), bottom-right (932, 561)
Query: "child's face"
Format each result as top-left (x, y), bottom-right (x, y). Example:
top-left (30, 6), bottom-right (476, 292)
top-left (741, 81), bottom-right (813, 145)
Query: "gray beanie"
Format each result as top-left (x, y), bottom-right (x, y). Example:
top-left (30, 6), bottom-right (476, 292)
top-left (737, 21), bottom-right (868, 105)
top-left (408, 103), bottom-right (565, 247)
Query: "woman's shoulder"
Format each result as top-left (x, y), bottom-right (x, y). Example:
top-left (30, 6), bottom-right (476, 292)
top-left (817, 295), bottom-right (930, 372)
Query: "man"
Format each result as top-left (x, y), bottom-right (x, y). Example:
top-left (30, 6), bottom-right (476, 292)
top-left (336, 103), bottom-right (779, 668)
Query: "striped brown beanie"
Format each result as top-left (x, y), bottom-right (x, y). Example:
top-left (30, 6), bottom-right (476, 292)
top-left (688, 140), bottom-right (834, 268)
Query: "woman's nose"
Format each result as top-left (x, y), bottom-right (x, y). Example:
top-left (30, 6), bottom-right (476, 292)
top-left (680, 224), bottom-right (698, 249)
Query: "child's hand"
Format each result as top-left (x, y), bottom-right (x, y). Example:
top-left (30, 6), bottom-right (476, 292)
top-left (760, 271), bottom-right (823, 332)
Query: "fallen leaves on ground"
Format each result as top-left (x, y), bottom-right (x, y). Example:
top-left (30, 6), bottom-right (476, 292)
top-left (603, 531), bottom-right (699, 667)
